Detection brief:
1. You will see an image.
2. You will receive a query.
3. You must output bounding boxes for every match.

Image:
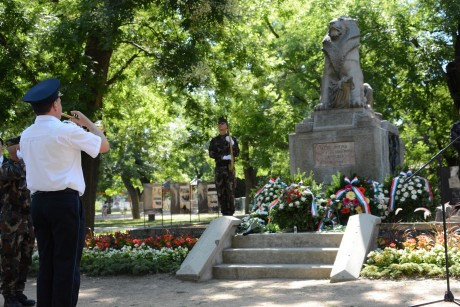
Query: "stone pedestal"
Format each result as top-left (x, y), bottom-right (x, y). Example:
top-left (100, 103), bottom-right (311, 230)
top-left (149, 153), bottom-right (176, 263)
top-left (289, 108), bottom-right (404, 183)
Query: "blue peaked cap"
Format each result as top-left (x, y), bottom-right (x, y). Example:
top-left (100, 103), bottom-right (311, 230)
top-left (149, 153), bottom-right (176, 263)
top-left (22, 78), bottom-right (60, 105)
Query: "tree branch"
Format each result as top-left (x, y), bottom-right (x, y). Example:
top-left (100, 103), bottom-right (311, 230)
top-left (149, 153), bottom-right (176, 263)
top-left (106, 53), bottom-right (139, 86)
top-left (264, 16), bottom-right (279, 38)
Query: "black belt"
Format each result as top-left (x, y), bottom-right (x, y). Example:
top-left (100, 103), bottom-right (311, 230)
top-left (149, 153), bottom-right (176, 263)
top-left (32, 188), bottom-right (78, 197)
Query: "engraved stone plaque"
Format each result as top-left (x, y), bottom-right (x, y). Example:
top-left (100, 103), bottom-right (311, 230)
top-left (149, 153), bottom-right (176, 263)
top-left (314, 142), bottom-right (356, 167)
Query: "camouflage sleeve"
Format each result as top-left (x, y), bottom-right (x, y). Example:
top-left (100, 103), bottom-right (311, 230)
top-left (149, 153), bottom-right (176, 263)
top-left (232, 136), bottom-right (240, 158)
top-left (208, 137), bottom-right (220, 160)
top-left (0, 161), bottom-right (25, 181)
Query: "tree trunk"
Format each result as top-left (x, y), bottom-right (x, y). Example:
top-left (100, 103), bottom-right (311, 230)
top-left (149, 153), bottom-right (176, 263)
top-left (79, 33), bottom-right (113, 229)
top-left (122, 174), bottom-right (141, 219)
top-left (81, 153), bottom-right (100, 231)
top-left (240, 140), bottom-right (258, 214)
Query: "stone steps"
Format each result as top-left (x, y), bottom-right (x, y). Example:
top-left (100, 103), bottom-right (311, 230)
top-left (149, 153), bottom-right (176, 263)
top-left (213, 232), bottom-right (343, 280)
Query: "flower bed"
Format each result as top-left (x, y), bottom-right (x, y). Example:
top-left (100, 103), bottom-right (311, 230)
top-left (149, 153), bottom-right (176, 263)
top-left (361, 224), bottom-right (460, 279)
top-left (30, 231), bottom-right (198, 276)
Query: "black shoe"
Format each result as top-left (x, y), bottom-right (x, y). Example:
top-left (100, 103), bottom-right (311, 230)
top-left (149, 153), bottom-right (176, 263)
top-left (3, 296), bottom-right (22, 307)
top-left (16, 293), bottom-right (36, 306)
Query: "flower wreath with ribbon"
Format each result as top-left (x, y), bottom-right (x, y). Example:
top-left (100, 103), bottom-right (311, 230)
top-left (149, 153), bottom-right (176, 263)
top-left (319, 176), bottom-right (373, 229)
top-left (250, 177), bottom-right (286, 215)
top-left (388, 171), bottom-right (433, 212)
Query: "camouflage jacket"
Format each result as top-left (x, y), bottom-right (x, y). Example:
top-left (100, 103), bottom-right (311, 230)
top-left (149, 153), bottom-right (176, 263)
top-left (0, 159), bottom-right (31, 217)
top-left (209, 134), bottom-right (240, 167)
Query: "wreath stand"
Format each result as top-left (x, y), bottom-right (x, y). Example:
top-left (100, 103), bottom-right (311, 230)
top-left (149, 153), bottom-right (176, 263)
top-left (409, 134), bottom-right (460, 306)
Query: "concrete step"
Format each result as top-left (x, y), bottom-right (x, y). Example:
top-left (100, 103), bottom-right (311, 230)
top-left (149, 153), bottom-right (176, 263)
top-left (222, 247), bottom-right (338, 264)
top-left (232, 232), bottom-right (343, 248)
top-left (213, 263), bottom-right (333, 279)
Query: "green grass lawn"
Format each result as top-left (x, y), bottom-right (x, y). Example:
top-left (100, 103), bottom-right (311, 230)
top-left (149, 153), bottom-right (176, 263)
top-left (94, 212), bottom-right (225, 229)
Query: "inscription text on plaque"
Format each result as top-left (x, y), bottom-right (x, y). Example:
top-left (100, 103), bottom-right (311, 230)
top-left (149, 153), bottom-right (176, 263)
top-left (314, 142), bottom-right (356, 167)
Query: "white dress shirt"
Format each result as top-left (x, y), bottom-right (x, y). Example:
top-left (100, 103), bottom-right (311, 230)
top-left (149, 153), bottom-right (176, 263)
top-left (20, 115), bottom-right (102, 196)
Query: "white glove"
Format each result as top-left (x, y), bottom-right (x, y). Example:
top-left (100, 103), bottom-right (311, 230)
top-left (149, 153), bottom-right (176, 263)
top-left (222, 155), bottom-right (231, 160)
top-left (225, 136), bottom-right (234, 145)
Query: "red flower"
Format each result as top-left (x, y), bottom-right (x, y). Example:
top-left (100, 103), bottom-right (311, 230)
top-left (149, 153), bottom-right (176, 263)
top-left (341, 207), bottom-right (351, 214)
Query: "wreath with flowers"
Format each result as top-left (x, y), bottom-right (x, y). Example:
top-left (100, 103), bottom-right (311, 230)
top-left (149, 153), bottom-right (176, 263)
top-left (325, 175), bottom-right (386, 226)
top-left (384, 171), bottom-right (434, 222)
top-left (250, 177), bottom-right (286, 217)
top-left (269, 182), bottom-right (324, 231)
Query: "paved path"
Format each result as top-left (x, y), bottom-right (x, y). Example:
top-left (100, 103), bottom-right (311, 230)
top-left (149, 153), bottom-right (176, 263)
top-left (14, 274), bottom-right (460, 306)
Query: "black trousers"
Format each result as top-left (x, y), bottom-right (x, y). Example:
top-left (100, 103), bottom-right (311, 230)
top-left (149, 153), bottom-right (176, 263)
top-left (31, 190), bottom-right (85, 307)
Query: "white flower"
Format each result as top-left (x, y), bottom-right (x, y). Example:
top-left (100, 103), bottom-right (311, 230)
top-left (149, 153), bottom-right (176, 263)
top-left (416, 183), bottom-right (422, 188)
top-left (395, 195), bottom-right (399, 200)
top-left (289, 203), bottom-right (294, 207)
top-left (295, 201), bottom-right (300, 207)
top-left (411, 194), bottom-right (417, 200)
top-left (403, 192), bottom-right (409, 198)
top-left (417, 189), bottom-right (422, 194)
top-left (396, 190), bottom-right (400, 195)
top-left (280, 204), bottom-right (284, 209)
top-left (411, 190), bottom-right (417, 195)
top-left (408, 186), bottom-right (414, 190)
top-left (269, 192), bottom-right (273, 196)
top-left (300, 197), bottom-right (306, 202)
top-left (331, 194), bottom-right (336, 199)
top-left (265, 197), bottom-right (270, 201)
top-left (401, 197), bottom-right (406, 202)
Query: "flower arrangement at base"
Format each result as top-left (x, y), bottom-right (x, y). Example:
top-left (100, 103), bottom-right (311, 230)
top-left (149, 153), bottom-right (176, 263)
top-left (385, 171), bottom-right (434, 222)
top-left (249, 177), bottom-right (286, 218)
top-left (269, 182), bottom-right (324, 232)
top-left (325, 174), bottom-right (386, 226)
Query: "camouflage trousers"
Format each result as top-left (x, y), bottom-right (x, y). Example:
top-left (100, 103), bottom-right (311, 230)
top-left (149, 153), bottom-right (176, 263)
top-left (0, 215), bottom-right (35, 296)
top-left (214, 166), bottom-right (236, 216)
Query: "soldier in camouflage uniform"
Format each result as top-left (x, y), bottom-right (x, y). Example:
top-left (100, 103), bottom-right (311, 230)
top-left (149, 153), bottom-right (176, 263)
top-left (0, 137), bottom-right (36, 307)
top-left (209, 117), bottom-right (240, 216)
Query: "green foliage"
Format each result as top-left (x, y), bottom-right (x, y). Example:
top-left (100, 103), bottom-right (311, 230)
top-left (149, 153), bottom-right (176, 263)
top-left (80, 246), bottom-right (189, 276)
top-left (1, 0), bottom-right (460, 218)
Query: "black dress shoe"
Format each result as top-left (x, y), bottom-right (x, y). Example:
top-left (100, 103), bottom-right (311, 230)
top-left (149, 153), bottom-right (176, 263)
top-left (16, 293), bottom-right (36, 306)
top-left (3, 296), bottom-right (22, 307)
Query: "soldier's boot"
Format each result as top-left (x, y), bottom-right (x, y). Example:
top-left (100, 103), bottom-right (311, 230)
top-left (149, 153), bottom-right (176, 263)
top-left (3, 295), bottom-right (22, 307)
top-left (16, 292), bottom-right (36, 306)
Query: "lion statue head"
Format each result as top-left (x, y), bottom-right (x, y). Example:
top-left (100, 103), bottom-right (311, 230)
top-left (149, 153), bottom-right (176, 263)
top-left (316, 16), bottom-right (366, 110)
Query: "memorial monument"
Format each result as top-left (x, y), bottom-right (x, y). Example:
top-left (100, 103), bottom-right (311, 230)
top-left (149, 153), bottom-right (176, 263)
top-left (289, 16), bottom-right (404, 183)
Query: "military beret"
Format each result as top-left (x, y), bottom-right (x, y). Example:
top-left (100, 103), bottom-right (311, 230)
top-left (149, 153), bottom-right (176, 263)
top-left (218, 116), bottom-right (228, 124)
top-left (22, 78), bottom-right (62, 105)
top-left (5, 136), bottom-right (20, 147)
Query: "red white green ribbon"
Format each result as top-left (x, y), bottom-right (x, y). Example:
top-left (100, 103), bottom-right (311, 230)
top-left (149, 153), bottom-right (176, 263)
top-left (335, 176), bottom-right (371, 214)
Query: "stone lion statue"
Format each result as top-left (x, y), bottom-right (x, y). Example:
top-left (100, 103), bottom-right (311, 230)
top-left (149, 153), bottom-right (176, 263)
top-left (315, 16), bottom-right (369, 110)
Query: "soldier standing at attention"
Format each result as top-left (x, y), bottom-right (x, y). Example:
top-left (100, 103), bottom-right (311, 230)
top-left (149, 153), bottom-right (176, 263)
top-left (0, 136), bottom-right (36, 307)
top-left (209, 117), bottom-right (240, 216)
top-left (20, 78), bottom-right (110, 307)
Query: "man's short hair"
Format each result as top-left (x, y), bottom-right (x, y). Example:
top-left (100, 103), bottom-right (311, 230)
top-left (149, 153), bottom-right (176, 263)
top-left (31, 100), bottom-right (55, 115)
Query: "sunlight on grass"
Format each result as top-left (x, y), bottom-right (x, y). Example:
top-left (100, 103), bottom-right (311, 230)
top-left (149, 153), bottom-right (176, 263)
top-left (94, 213), bottom-right (224, 229)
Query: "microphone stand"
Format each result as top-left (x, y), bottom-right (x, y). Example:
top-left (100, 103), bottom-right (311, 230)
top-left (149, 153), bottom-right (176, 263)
top-left (409, 134), bottom-right (460, 306)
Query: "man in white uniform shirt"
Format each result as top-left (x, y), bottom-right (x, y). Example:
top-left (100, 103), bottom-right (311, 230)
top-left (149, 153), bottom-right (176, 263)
top-left (20, 78), bottom-right (109, 307)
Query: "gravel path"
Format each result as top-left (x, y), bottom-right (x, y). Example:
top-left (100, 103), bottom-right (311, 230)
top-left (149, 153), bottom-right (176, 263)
top-left (12, 274), bottom-right (460, 306)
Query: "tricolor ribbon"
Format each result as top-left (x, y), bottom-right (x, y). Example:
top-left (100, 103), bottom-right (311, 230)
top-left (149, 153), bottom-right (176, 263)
top-left (318, 209), bottom-right (334, 231)
top-left (251, 177), bottom-right (278, 211)
top-left (334, 176), bottom-right (371, 214)
top-left (388, 171), bottom-right (433, 211)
